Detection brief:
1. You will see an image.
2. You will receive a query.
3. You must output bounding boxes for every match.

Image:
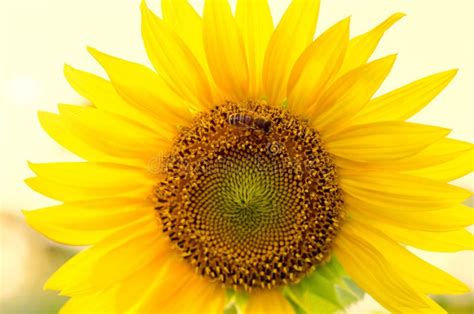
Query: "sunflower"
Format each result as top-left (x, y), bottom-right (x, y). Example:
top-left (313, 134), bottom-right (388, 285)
top-left (24, 0), bottom-right (473, 313)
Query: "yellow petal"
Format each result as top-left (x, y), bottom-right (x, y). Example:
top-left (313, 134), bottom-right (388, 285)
top-left (310, 55), bottom-right (396, 135)
top-left (340, 169), bottom-right (471, 211)
top-left (325, 121), bottom-right (450, 162)
top-left (22, 198), bottom-right (152, 245)
top-left (141, 2), bottom-right (213, 107)
top-left (57, 104), bottom-right (171, 162)
top-left (369, 221), bottom-right (474, 252)
top-left (114, 256), bottom-right (169, 312)
top-left (161, 0), bottom-right (205, 68)
top-left (203, 0), bottom-right (249, 101)
top-left (28, 161), bottom-right (153, 188)
top-left (45, 216), bottom-right (164, 296)
top-left (129, 255), bottom-right (193, 312)
top-left (407, 148), bottom-right (474, 182)
top-left (334, 222), bottom-right (445, 313)
top-left (60, 287), bottom-right (117, 313)
top-left (335, 138), bottom-right (473, 172)
top-left (336, 13), bottom-right (405, 77)
top-left (130, 254), bottom-right (226, 313)
top-left (88, 47), bottom-right (194, 124)
top-left (263, 0), bottom-right (320, 106)
top-left (26, 162), bottom-right (154, 202)
top-left (346, 220), bottom-right (470, 294)
top-left (38, 111), bottom-right (136, 165)
top-left (353, 69), bottom-right (457, 124)
top-left (236, 0), bottom-right (273, 99)
top-left (287, 17), bottom-right (349, 116)
top-left (63, 65), bottom-right (160, 131)
top-left (158, 277), bottom-right (226, 314)
top-left (161, 0), bottom-right (223, 104)
top-left (348, 203), bottom-right (474, 232)
top-left (25, 177), bottom-right (149, 203)
top-left (246, 289), bottom-right (294, 314)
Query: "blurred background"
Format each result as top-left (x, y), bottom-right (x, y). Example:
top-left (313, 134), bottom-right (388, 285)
top-left (1, 0), bottom-right (473, 313)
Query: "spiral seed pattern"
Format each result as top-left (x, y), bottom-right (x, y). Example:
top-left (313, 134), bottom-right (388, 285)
top-left (154, 102), bottom-right (344, 291)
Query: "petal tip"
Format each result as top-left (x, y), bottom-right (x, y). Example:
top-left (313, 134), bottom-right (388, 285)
top-left (21, 209), bottom-right (40, 231)
top-left (140, 0), bottom-right (150, 16)
top-left (386, 12), bottom-right (407, 25)
top-left (63, 63), bottom-right (74, 76)
top-left (394, 12), bottom-right (407, 19)
top-left (387, 53), bottom-right (398, 61)
top-left (21, 209), bottom-right (41, 233)
top-left (21, 209), bottom-right (31, 220)
top-left (338, 15), bottom-right (352, 32)
top-left (87, 46), bottom-right (106, 63)
top-left (43, 278), bottom-right (56, 292)
top-left (37, 110), bottom-right (56, 124)
top-left (24, 177), bottom-right (34, 185)
top-left (445, 68), bottom-right (459, 79)
top-left (439, 127), bottom-right (453, 137)
top-left (27, 161), bottom-right (37, 173)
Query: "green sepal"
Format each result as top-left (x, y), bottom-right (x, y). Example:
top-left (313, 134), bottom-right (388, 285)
top-left (284, 256), bottom-right (365, 313)
top-left (224, 305), bottom-right (239, 314)
top-left (224, 289), bottom-right (249, 314)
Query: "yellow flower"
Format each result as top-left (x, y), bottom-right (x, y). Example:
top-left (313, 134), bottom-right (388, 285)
top-left (24, 0), bottom-right (473, 313)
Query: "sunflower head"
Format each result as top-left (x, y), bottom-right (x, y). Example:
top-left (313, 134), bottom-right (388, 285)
top-left (24, 0), bottom-right (472, 313)
top-left (156, 100), bottom-right (344, 291)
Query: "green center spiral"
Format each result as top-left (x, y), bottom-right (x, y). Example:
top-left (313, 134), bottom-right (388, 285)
top-left (154, 101), bottom-right (344, 291)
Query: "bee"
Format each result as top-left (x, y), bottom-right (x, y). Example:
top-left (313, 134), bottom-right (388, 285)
top-left (228, 113), bottom-right (272, 133)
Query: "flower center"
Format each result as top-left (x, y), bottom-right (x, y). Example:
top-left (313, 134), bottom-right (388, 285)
top-left (154, 101), bottom-right (344, 291)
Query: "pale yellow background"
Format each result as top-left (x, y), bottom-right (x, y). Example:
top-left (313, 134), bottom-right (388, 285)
top-left (1, 0), bottom-right (473, 313)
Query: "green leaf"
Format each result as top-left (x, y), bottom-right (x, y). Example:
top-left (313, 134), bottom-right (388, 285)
top-left (286, 256), bottom-right (365, 313)
top-left (342, 278), bottom-right (365, 300)
top-left (224, 305), bottom-right (239, 314)
top-left (234, 291), bottom-right (249, 311)
top-left (302, 271), bottom-right (343, 308)
top-left (226, 289), bottom-right (235, 301)
top-left (224, 289), bottom-right (249, 314)
top-left (303, 293), bottom-right (342, 314)
top-left (335, 286), bottom-right (358, 307)
top-left (287, 296), bottom-right (306, 314)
